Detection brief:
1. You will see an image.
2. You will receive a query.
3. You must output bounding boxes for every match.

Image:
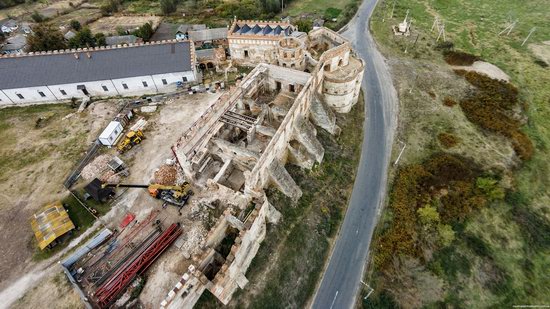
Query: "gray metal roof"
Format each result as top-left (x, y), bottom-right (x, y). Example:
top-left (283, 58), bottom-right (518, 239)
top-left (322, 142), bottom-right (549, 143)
top-left (0, 41), bottom-right (193, 90)
top-left (187, 28), bottom-right (227, 42)
top-left (105, 35), bottom-right (139, 45)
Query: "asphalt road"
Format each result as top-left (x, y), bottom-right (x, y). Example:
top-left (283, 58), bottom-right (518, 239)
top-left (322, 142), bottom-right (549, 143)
top-left (312, 0), bottom-right (398, 308)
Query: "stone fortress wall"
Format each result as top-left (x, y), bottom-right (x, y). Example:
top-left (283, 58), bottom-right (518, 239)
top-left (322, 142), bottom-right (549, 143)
top-left (162, 24), bottom-right (366, 308)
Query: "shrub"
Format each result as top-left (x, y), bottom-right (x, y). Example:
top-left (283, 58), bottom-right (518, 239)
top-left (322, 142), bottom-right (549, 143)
top-left (28, 24), bottom-right (67, 52)
top-left (443, 50), bottom-right (480, 66)
top-left (31, 11), bottom-right (45, 23)
top-left (295, 19), bottom-right (312, 33)
top-left (437, 132), bottom-right (460, 148)
top-left (324, 7), bottom-right (342, 20)
top-left (456, 71), bottom-right (533, 160)
top-left (70, 19), bottom-right (81, 31)
top-left (442, 97), bottom-right (457, 107)
top-left (160, 0), bottom-right (178, 15)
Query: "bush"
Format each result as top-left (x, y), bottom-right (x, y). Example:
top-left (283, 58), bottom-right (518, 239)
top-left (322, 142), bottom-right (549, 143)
top-left (442, 97), bottom-right (457, 107)
top-left (324, 7), bottom-right (342, 20)
top-left (295, 19), bottom-right (312, 33)
top-left (100, 0), bottom-right (121, 15)
top-left (31, 11), bottom-right (45, 23)
top-left (437, 132), bottom-right (460, 148)
top-left (133, 22), bottom-right (154, 41)
top-left (70, 20), bottom-right (82, 31)
top-left (160, 0), bottom-right (178, 15)
top-left (456, 70), bottom-right (533, 160)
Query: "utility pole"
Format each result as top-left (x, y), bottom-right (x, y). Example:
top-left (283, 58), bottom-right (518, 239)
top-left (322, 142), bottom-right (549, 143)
top-left (499, 19), bottom-right (518, 36)
top-left (431, 16), bottom-right (440, 32)
top-left (360, 281), bottom-right (374, 300)
top-left (390, 0), bottom-right (396, 19)
top-left (394, 141), bottom-right (407, 166)
top-left (436, 21), bottom-right (446, 42)
top-left (521, 27), bottom-right (536, 46)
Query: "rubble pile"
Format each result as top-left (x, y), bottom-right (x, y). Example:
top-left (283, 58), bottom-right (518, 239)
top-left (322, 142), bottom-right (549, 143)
top-left (178, 224), bottom-right (207, 259)
top-left (154, 165), bottom-right (177, 185)
top-left (81, 154), bottom-right (112, 180)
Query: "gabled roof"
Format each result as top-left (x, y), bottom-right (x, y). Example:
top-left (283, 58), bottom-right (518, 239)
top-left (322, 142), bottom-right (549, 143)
top-left (2, 34), bottom-right (26, 51)
top-left (105, 35), bottom-right (139, 45)
top-left (0, 41), bottom-right (193, 89)
top-left (31, 201), bottom-right (75, 250)
top-left (84, 178), bottom-right (114, 202)
top-left (176, 24), bottom-right (207, 34)
top-left (187, 28), bottom-right (227, 42)
top-left (230, 20), bottom-right (295, 37)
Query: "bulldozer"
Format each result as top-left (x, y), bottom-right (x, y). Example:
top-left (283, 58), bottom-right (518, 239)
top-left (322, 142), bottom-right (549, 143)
top-left (117, 130), bottom-right (144, 153)
top-left (102, 182), bottom-right (193, 213)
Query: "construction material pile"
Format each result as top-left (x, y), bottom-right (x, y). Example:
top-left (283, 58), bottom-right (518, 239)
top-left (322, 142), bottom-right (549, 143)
top-left (154, 165), bottom-right (177, 185)
top-left (81, 154), bottom-right (111, 180)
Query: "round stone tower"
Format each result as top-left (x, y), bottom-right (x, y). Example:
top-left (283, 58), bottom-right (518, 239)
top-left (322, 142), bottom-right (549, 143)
top-left (277, 37), bottom-right (306, 71)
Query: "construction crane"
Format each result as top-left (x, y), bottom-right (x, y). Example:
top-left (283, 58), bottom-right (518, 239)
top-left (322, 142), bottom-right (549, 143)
top-left (102, 182), bottom-right (193, 213)
top-left (117, 130), bottom-right (144, 153)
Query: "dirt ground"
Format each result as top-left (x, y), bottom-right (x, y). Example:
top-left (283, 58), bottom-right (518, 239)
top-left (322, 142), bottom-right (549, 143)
top-left (0, 100), bottom-right (120, 293)
top-left (88, 15), bottom-right (163, 36)
top-left (451, 61), bottom-right (511, 82)
top-left (2, 92), bottom-right (223, 308)
top-left (0, 0), bottom-right (86, 20)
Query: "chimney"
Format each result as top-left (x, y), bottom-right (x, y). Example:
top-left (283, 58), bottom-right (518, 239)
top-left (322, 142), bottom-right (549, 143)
top-left (74, 53), bottom-right (79, 60)
top-left (86, 52), bottom-right (91, 59)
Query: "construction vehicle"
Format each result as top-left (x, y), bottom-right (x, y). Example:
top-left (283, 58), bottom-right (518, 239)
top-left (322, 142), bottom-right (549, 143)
top-left (117, 130), bottom-right (144, 153)
top-left (102, 182), bottom-right (193, 213)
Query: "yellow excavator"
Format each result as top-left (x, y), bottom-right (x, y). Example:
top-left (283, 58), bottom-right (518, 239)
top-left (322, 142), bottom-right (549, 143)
top-left (102, 182), bottom-right (193, 212)
top-left (117, 130), bottom-right (144, 153)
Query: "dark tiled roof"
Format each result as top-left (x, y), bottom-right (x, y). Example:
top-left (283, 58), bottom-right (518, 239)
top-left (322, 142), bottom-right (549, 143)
top-left (231, 22), bottom-right (294, 37)
top-left (0, 41), bottom-right (193, 89)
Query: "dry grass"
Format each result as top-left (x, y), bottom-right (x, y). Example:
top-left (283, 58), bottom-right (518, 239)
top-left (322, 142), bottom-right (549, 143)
top-left (0, 101), bottom-right (117, 291)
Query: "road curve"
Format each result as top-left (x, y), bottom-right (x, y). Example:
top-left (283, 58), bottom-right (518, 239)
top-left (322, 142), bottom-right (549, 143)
top-left (312, 0), bottom-right (398, 308)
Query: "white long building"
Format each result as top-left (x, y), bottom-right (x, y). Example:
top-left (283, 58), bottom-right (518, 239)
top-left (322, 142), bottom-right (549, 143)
top-left (0, 40), bottom-right (197, 106)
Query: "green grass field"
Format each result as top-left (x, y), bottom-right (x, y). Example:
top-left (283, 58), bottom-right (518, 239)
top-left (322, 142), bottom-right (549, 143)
top-left (366, 0), bottom-right (550, 307)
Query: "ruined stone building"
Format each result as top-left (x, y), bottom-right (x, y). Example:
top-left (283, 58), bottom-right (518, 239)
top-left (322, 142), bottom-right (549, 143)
top-left (160, 24), bottom-right (365, 308)
top-left (228, 19), bottom-right (300, 67)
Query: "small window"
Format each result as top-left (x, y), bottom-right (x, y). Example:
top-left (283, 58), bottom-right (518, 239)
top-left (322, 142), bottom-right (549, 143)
top-left (162, 79), bottom-right (167, 85)
top-left (102, 85), bottom-right (108, 91)
top-left (142, 81), bottom-right (148, 87)
top-left (122, 83), bottom-right (128, 90)
top-left (182, 77), bottom-right (188, 82)
top-left (38, 91), bottom-right (46, 97)
top-left (60, 89), bottom-right (67, 95)
top-left (289, 84), bottom-right (295, 92)
top-left (114, 129), bottom-right (119, 134)
top-left (16, 93), bottom-right (24, 99)
top-left (244, 50), bottom-right (249, 58)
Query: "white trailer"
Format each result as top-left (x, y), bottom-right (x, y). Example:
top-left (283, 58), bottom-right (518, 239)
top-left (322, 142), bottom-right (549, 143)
top-left (98, 121), bottom-right (124, 146)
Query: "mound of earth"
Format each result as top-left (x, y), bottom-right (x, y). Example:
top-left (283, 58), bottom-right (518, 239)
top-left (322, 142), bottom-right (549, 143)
top-left (452, 61), bottom-right (510, 82)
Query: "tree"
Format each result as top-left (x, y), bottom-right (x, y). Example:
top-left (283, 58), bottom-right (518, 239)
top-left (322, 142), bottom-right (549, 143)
top-left (94, 32), bottom-right (106, 46)
top-left (295, 19), bottom-right (312, 33)
top-left (133, 22), bottom-right (154, 41)
top-left (160, 0), bottom-right (177, 15)
top-left (70, 19), bottom-right (82, 31)
top-left (68, 27), bottom-right (96, 48)
top-left (28, 24), bottom-right (67, 52)
top-left (31, 11), bottom-right (45, 23)
top-left (100, 0), bottom-right (120, 15)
